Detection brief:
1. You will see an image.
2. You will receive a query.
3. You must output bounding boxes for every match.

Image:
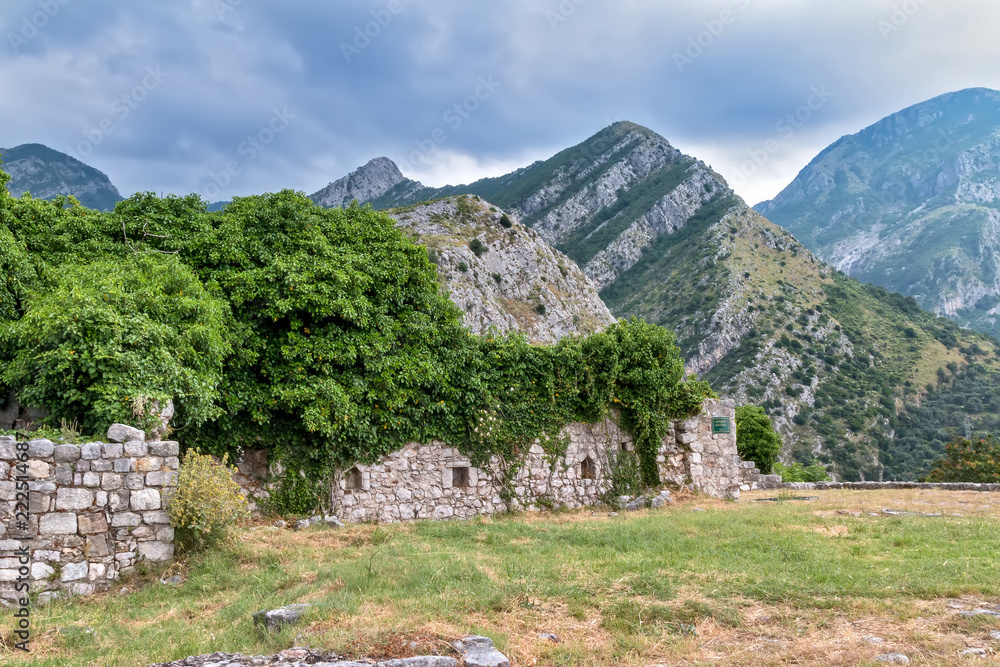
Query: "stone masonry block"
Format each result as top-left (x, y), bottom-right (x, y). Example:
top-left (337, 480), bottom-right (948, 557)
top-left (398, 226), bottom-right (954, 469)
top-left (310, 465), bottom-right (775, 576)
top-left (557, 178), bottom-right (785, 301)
top-left (102, 443), bottom-right (124, 459)
top-left (113, 459), bottom-right (133, 473)
top-left (56, 488), bottom-right (94, 511)
top-left (142, 510), bottom-right (170, 525)
top-left (124, 440), bottom-right (148, 457)
top-left (27, 438), bottom-right (55, 458)
top-left (101, 473), bottom-right (123, 491)
top-left (60, 561), bottom-right (88, 582)
top-left (137, 541), bottom-right (174, 562)
top-left (111, 512), bottom-right (141, 527)
top-left (130, 489), bottom-right (160, 511)
top-left (136, 457), bottom-right (162, 473)
top-left (52, 444), bottom-right (81, 462)
top-left (107, 423), bottom-right (144, 443)
top-left (80, 443), bottom-right (102, 460)
top-left (39, 513), bottom-right (77, 535)
top-left (78, 513), bottom-right (108, 534)
top-left (148, 441), bottom-right (179, 457)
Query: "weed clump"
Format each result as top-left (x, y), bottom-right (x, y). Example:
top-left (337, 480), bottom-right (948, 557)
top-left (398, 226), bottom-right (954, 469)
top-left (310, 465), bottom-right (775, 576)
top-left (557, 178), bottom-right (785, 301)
top-left (167, 450), bottom-right (249, 551)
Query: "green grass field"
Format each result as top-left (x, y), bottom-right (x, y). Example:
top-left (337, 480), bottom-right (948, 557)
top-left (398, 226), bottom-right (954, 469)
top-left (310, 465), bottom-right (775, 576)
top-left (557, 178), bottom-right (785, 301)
top-left (4, 489), bottom-right (1000, 666)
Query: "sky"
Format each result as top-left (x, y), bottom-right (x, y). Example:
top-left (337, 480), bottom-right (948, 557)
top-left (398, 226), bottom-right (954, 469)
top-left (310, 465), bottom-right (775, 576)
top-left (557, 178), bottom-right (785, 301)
top-left (1, 0), bottom-right (999, 206)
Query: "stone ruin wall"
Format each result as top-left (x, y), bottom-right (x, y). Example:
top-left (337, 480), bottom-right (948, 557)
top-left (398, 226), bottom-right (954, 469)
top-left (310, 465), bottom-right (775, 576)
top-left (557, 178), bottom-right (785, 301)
top-left (241, 398), bottom-right (742, 523)
top-left (0, 427), bottom-right (178, 605)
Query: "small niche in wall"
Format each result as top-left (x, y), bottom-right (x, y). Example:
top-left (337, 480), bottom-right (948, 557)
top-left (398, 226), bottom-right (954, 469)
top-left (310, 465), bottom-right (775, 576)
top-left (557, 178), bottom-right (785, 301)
top-left (581, 456), bottom-right (596, 480)
top-left (345, 467), bottom-right (363, 492)
top-left (452, 466), bottom-right (471, 488)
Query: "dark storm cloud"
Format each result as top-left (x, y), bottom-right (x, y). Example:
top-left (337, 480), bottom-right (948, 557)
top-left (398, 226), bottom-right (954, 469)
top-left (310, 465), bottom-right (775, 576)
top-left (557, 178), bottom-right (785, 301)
top-left (1, 0), bottom-right (998, 204)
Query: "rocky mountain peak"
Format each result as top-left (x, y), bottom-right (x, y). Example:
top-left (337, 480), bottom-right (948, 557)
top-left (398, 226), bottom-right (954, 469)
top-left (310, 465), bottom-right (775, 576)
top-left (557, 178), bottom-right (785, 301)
top-left (309, 157), bottom-right (408, 208)
top-left (389, 195), bottom-right (614, 343)
top-left (0, 143), bottom-right (123, 211)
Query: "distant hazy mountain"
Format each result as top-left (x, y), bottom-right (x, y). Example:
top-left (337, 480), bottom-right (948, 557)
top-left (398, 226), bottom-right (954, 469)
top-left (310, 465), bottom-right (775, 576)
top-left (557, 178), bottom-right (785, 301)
top-left (322, 121), bottom-right (1000, 481)
top-left (0, 143), bottom-right (123, 211)
top-left (756, 88), bottom-right (1000, 335)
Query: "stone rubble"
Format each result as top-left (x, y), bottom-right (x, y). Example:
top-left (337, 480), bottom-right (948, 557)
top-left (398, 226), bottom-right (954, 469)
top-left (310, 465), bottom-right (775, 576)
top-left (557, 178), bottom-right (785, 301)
top-left (147, 648), bottom-right (458, 667)
top-left (253, 604), bottom-right (311, 631)
top-left (451, 636), bottom-right (509, 667)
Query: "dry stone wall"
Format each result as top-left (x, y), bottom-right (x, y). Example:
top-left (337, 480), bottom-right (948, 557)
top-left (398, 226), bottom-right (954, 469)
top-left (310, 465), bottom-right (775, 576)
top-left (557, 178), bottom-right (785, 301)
top-left (327, 398), bottom-right (741, 523)
top-left (0, 429), bottom-right (178, 605)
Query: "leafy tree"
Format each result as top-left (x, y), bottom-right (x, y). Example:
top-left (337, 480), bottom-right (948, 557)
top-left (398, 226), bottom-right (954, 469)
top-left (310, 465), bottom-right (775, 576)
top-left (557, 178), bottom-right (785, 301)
top-left (735, 405), bottom-right (782, 474)
top-left (924, 436), bottom-right (1000, 483)
top-left (174, 192), bottom-right (474, 502)
top-left (2, 255), bottom-right (231, 433)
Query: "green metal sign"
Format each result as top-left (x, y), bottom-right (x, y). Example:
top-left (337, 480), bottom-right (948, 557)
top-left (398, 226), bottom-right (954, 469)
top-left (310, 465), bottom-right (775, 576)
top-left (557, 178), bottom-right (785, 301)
top-left (711, 417), bottom-right (731, 434)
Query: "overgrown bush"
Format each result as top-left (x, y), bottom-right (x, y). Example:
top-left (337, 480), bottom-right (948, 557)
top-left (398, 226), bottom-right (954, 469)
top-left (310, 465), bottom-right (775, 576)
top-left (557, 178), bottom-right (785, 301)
top-left (167, 449), bottom-right (249, 550)
top-left (469, 238), bottom-right (486, 257)
top-left (924, 436), bottom-right (1000, 483)
top-left (1, 255), bottom-right (231, 434)
top-left (735, 405), bottom-right (782, 474)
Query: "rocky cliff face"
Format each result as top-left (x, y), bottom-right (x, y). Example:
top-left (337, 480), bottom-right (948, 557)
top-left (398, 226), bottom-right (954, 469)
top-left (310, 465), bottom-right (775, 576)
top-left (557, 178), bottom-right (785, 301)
top-left (310, 157), bottom-right (412, 209)
top-left (389, 196), bottom-right (614, 343)
top-left (0, 144), bottom-right (123, 211)
top-left (756, 87), bottom-right (1000, 336)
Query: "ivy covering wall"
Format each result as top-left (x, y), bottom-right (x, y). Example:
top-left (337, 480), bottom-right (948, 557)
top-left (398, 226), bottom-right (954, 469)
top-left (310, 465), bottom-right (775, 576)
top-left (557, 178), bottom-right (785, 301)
top-left (0, 169), bottom-right (714, 511)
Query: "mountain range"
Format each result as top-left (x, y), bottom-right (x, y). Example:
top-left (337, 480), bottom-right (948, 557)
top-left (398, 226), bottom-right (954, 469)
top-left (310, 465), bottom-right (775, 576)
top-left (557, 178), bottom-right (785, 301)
top-left (7, 104), bottom-right (1000, 481)
top-left (757, 88), bottom-right (1000, 336)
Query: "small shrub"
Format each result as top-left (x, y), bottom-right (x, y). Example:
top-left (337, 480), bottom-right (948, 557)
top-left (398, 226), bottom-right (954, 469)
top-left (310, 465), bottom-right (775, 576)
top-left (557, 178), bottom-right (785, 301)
top-left (492, 273), bottom-right (502, 284)
top-left (534, 303), bottom-right (546, 315)
top-left (457, 261), bottom-right (468, 273)
top-left (499, 214), bottom-right (512, 228)
top-left (773, 460), bottom-right (831, 482)
top-left (469, 238), bottom-right (487, 257)
top-left (167, 449), bottom-right (249, 550)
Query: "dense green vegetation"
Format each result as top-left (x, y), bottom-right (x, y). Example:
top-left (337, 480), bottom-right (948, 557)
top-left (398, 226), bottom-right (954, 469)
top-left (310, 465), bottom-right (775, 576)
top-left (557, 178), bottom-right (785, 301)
top-left (925, 435), bottom-right (1000, 483)
top-left (2, 255), bottom-right (230, 434)
top-left (734, 405), bottom-right (781, 474)
top-left (0, 168), bottom-right (711, 511)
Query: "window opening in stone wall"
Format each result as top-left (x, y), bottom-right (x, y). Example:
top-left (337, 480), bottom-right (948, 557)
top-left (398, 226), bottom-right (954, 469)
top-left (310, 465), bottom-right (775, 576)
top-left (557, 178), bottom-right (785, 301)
top-left (345, 467), bottom-right (363, 491)
top-left (452, 466), bottom-right (470, 488)
top-left (581, 456), bottom-right (596, 480)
